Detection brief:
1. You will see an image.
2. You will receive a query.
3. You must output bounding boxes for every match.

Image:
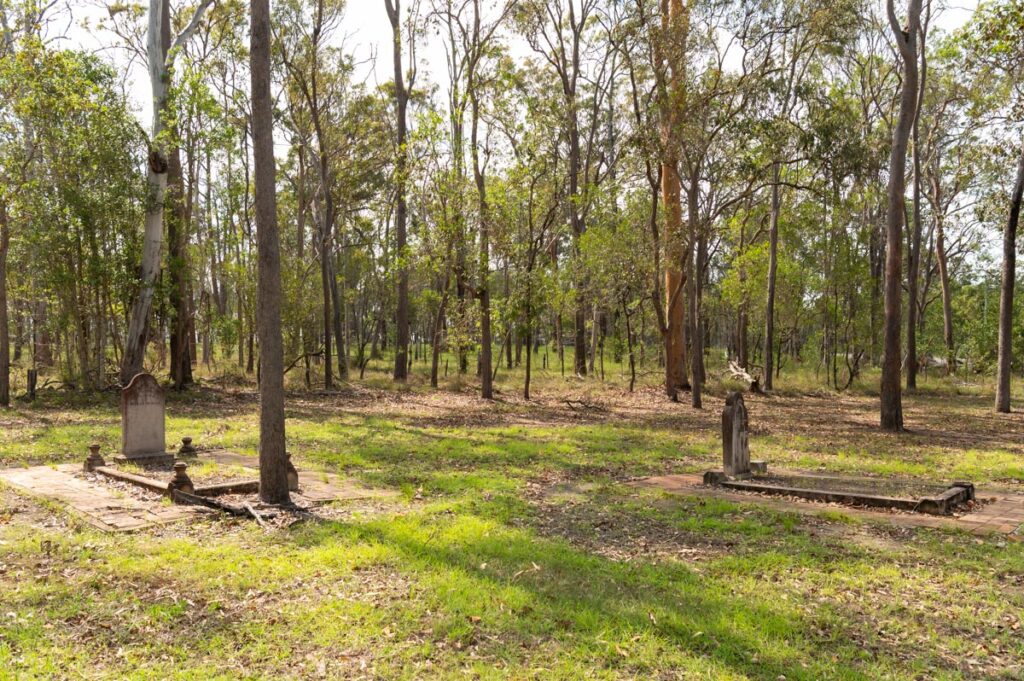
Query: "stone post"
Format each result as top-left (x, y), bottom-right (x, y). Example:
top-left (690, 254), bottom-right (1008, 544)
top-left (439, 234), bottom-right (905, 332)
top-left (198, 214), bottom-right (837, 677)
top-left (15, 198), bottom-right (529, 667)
top-left (722, 391), bottom-right (751, 478)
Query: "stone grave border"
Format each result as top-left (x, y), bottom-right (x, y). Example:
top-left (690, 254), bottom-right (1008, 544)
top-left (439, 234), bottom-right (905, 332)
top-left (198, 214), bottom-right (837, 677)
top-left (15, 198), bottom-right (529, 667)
top-left (704, 390), bottom-right (976, 517)
top-left (84, 443), bottom-right (299, 500)
top-left (707, 473), bottom-right (975, 516)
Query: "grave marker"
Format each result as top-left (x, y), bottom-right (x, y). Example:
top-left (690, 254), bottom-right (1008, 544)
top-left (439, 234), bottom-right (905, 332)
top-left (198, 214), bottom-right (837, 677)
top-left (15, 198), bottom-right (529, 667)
top-left (119, 373), bottom-right (169, 463)
top-left (722, 391), bottom-right (751, 478)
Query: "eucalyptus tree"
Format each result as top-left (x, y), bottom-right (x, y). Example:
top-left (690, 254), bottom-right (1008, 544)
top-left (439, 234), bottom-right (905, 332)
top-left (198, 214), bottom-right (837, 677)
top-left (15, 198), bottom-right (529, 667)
top-left (610, 0), bottom-right (687, 393)
top-left (116, 0), bottom-right (214, 385)
top-left (429, 0), bottom-right (515, 397)
top-left (959, 0), bottom-right (1024, 413)
top-left (879, 0), bottom-right (922, 431)
top-left (906, 0), bottom-right (932, 390)
top-left (517, 0), bottom-right (605, 377)
top-left (384, 0), bottom-right (420, 381)
top-left (652, 0), bottom-right (691, 398)
top-left (1, 31), bottom-right (145, 393)
top-left (673, 1), bottom-right (767, 408)
top-left (491, 59), bottom-right (563, 398)
top-left (278, 0), bottom-right (350, 387)
top-left (0, 14), bottom-right (18, 405)
top-left (757, 0), bottom-right (860, 391)
top-left (432, 0), bottom-right (473, 374)
top-left (917, 54), bottom-right (986, 375)
top-left (251, 0), bottom-right (289, 504)
top-left (163, 2), bottom-right (247, 389)
top-left (833, 16), bottom-right (898, 363)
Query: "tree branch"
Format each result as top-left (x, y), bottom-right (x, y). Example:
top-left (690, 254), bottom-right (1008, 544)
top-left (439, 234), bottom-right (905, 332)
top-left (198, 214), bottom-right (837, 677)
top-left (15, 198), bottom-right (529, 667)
top-left (168, 0), bottom-right (216, 64)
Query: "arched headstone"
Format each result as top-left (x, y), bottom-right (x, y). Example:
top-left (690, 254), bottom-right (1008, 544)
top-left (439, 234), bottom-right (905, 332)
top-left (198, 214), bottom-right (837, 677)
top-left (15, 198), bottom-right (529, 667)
top-left (120, 373), bottom-right (167, 461)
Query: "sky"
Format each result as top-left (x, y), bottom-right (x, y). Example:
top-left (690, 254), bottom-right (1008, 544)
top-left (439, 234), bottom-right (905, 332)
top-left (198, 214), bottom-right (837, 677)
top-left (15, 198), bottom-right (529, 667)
top-left (60, 0), bottom-right (982, 128)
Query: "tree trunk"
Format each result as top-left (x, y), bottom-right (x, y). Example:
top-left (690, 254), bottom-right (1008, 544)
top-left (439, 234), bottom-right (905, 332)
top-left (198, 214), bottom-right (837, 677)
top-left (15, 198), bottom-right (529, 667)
top-left (386, 0), bottom-right (410, 381)
top-left (906, 36), bottom-right (927, 391)
top-left (868, 205), bottom-right (884, 364)
top-left (13, 307), bottom-right (22, 363)
top-left (122, 0), bottom-right (180, 385)
top-left (663, 165), bottom-right (687, 397)
top-left (737, 217), bottom-right (749, 368)
top-left (251, 0), bottom-right (289, 504)
top-left (33, 301), bottom-right (51, 367)
top-left (168, 144), bottom-right (193, 389)
top-left (330, 255), bottom-right (347, 380)
top-left (121, 0), bottom-right (211, 386)
top-left (569, 107), bottom-right (586, 377)
top-left (995, 143), bottom-right (1024, 413)
top-left (764, 161), bottom-right (781, 391)
top-left (320, 235), bottom-right (333, 389)
top-left (0, 200), bottom-right (9, 406)
top-left (623, 296), bottom-right (636, 393)
top-left (430, 278), bottom-right (449, 389)
top-left (123, 149), bottom-right (168, 384)
top-left (935, 212), bottom-right (954, 373)
top-left (659, 0), bottom-right (689, 398)
top-left (880, 0), bottom-right (921, 431)
top-left (688, 180), bottom-right (703, 409)
top-left (472, 90), bottom-right (492, 400)
top-left (523, 318), bottom-right (532, 399)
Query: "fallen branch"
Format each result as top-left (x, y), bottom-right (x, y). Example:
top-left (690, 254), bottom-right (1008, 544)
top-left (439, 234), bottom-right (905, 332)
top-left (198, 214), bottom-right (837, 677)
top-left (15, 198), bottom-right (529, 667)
top-left (243, 502), bottom-right (271, 530)
top-left (284, 348), bottom-right (324, 375)
top-left (727, 361), bottom-right (764, 394)
top-left (172, 489), bottom-right (249, 516)
top-left (564, 399), bottom-right (604, 412)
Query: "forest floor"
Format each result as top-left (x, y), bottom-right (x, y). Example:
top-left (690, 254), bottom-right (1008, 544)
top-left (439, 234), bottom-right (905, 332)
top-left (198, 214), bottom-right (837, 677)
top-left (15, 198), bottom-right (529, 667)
top-left (1, 365), bottom-right (1023, 679)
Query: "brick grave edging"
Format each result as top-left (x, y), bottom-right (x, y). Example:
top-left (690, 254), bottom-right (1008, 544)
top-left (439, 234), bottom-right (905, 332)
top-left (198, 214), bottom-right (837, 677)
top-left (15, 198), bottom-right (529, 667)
top-left (633, 473), bottom-right (1024, 539)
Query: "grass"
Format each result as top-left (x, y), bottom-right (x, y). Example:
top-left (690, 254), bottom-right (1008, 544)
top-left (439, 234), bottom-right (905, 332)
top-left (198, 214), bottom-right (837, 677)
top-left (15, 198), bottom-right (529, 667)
top-left (1, 355), bottom-right (1023, 679)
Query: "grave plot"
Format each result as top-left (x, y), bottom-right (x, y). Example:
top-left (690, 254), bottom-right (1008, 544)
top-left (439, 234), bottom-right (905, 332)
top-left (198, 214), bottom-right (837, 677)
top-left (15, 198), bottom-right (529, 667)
top-left (0, 372), bottom-right (397, 531)
top-left (709, 472), bottom-right (977, 515)
top-left (83, 373), bottom-right (298, 518)
top-left (702, 391), bottom-right (977, 516)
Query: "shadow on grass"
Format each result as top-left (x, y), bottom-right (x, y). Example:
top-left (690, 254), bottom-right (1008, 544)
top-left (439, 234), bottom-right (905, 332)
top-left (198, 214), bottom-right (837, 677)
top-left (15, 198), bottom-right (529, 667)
top-left (291, 511), bottom-right (873, 680)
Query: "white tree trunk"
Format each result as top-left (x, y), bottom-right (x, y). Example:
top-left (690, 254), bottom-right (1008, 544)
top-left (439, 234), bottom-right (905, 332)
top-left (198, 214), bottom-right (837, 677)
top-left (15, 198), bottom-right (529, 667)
top-left (120, 0), bottom-right (212, 385)
top-left (121, 1), bottom-right (169, 384)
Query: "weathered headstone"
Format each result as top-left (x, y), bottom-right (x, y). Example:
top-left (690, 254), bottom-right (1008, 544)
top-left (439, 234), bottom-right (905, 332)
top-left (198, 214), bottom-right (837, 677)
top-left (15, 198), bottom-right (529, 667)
top-left (119, 373), bottom-right (168, 463)
top-left (722, 391), bottom-right (750, 478)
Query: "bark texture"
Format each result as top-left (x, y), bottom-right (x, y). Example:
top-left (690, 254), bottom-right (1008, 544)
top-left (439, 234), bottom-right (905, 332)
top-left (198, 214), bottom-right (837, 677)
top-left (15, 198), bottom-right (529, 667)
top-left (880, 0), bottom-right (921, 431)
top-left (386, 0), bottom-right (411, 381)
top-left (0, 199), bottom-right (10, 407)
top-left (251, 0), bottom-right (290, 504)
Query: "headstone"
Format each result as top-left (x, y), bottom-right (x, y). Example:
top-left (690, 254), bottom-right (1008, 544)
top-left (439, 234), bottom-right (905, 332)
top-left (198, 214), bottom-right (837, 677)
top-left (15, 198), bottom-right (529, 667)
top-left (120, 373), bottom-right (167, 461)
top-left (722, 391), bottom-right (750, 478)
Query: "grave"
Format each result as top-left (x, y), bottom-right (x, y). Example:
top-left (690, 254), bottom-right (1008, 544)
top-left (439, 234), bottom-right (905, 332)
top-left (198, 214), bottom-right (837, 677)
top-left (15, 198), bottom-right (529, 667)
top-left (722, 391), bottom-right (751, 478)
top-left (2, 448), bottom-right (398, 532)
top-left (702, 392), bottom-right (975, 516)
top-left (115, 373), bottom-right (173, 465)
top-left (87, 373), bottom-right (304, 510)
top-left (98, 372), bottom-right (268, 503)
top-left (704, 391), bottom-right (767, 484)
